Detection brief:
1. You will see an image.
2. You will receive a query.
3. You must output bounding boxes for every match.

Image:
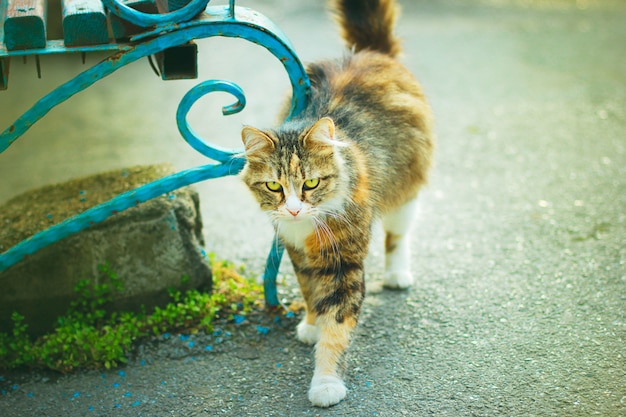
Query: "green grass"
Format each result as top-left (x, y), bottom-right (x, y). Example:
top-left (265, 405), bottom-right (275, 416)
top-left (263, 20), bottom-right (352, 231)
top-left (0, 255), bottom-right (264, 373)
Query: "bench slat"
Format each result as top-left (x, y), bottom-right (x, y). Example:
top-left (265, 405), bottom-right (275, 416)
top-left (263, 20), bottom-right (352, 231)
top-left (4, 0), bottom-right (46, 50)
top-left (62, 0), bottom-right (109, 46)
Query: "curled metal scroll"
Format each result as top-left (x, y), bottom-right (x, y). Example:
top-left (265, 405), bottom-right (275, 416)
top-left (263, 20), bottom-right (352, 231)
top-left (176, 80), bottom-right (246, 163)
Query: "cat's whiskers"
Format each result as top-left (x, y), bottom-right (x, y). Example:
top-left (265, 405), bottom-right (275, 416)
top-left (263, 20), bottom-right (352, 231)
top-left (319, 205), bottom-right (352, 230)
top-left (311, 216), bottom-right (328, 261)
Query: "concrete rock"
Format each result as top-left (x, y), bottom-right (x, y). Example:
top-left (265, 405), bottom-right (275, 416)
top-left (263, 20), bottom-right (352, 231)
top-left (0, 165), bottom-right (211, 336)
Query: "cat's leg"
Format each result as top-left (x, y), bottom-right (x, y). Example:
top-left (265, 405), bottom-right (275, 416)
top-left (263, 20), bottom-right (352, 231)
top-left (382, 197), bottom-right (418, 289)
top-left (307, 272), bottom-right (364, 407)
top-left (292, 265), bottom-right (321, 345)
top-left (296, 308), bottom-right (319, 345)
top-left (308, 312), bottom-right (358, 407)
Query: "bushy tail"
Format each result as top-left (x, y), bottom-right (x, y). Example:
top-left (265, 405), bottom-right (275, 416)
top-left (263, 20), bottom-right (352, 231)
top-left (329, 0), bottom-right (401, 58)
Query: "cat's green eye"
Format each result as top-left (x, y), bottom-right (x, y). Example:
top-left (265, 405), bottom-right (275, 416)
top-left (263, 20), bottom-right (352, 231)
top-left (266, 181), bottom-right (282, 192)
top-left (303, 178), bottom-right (320, 190)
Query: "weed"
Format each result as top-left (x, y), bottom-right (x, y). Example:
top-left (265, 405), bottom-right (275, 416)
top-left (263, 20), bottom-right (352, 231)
top-left (0, 256), bottom-right (264, 372)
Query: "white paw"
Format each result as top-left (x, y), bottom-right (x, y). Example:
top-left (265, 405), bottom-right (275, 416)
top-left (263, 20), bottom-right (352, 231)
top-left (383, 271), bottom-right (414, 290)
top-left (296, 320), bottom-right (319, 345)
top-left (308, 375), bottom-right (347, 408)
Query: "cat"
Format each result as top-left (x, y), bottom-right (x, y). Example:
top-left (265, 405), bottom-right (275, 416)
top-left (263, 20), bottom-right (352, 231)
top-left (240, 0), bottom-right (434, 408)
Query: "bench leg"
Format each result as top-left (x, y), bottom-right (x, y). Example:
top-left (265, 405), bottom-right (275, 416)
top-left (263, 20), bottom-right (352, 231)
top-left (0, 58), bottom-right (8, 90)
top-left (263, 235), bottom-right (284, 307)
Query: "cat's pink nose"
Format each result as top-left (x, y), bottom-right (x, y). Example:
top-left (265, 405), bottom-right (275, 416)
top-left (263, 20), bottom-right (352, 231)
top-left (287, 207), bottom-right (301, 217)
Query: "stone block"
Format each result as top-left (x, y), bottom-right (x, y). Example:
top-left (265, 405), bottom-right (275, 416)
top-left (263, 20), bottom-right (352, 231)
top-left (0, 164), bottom-right (211, 336)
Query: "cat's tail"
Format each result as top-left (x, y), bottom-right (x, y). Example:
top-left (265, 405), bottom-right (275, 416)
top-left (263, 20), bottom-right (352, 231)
top-left (329, 0), bottom-right (402, 58)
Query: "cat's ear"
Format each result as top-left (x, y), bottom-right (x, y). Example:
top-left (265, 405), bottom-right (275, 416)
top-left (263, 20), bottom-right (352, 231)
top-left (303, 117), bottom-right (346, 153)
top-left (241, 127), bottom-right (276, 161)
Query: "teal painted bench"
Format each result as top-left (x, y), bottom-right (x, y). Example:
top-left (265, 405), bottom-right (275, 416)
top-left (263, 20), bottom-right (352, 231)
top-left (0, 0), bottom-right (309, 306)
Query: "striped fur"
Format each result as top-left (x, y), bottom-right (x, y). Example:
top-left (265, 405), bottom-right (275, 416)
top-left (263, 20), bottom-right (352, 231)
top-left (241, 0), bottom-right (433, 408)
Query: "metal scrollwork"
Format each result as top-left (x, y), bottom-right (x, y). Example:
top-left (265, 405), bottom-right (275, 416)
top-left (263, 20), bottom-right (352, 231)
top-left (176, 79), bottom-right (246, 163)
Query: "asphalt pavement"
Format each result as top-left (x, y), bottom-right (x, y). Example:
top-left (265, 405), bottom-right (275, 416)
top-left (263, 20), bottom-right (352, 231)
top-left (0, 0), bottom-right (624, 416)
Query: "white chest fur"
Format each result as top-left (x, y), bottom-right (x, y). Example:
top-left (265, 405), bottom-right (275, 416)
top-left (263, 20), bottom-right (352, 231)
top-left (276, 218), bottom-right (316, 250)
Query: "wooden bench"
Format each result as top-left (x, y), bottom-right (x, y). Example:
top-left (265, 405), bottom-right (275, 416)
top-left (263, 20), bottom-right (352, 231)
top-left (0, 0), bottom-right (205, 88)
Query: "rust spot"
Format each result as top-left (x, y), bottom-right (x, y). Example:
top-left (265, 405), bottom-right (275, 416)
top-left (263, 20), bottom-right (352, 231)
top-left (109, 50), bottom-right (125, 63)
top-left (9, 125), bottom-right (15, 133)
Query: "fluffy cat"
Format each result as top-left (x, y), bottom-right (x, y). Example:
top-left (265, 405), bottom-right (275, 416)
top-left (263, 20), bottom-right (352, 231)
top-left (240, 0), bottom-right (434, 407)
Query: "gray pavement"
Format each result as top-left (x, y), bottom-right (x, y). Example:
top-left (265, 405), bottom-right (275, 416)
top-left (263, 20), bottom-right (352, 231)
top-left (1, 0), bottom-right (625, 416)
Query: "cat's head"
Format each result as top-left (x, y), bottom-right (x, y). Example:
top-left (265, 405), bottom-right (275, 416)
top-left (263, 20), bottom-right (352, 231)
top-left (240, 117), bottom-right (349, 225)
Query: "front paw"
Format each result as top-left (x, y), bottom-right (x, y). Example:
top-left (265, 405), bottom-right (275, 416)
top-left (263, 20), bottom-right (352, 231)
top-left (383, 271), bottom-right (414, 290)
top-left (308, 375), bottom-right (346, 408)
top-left (296, 320), bottom-right (319, 345)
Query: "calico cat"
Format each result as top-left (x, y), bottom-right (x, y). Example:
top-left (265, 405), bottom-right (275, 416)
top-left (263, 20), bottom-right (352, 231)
top-left (240, 0), bottom-right (434, 408)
